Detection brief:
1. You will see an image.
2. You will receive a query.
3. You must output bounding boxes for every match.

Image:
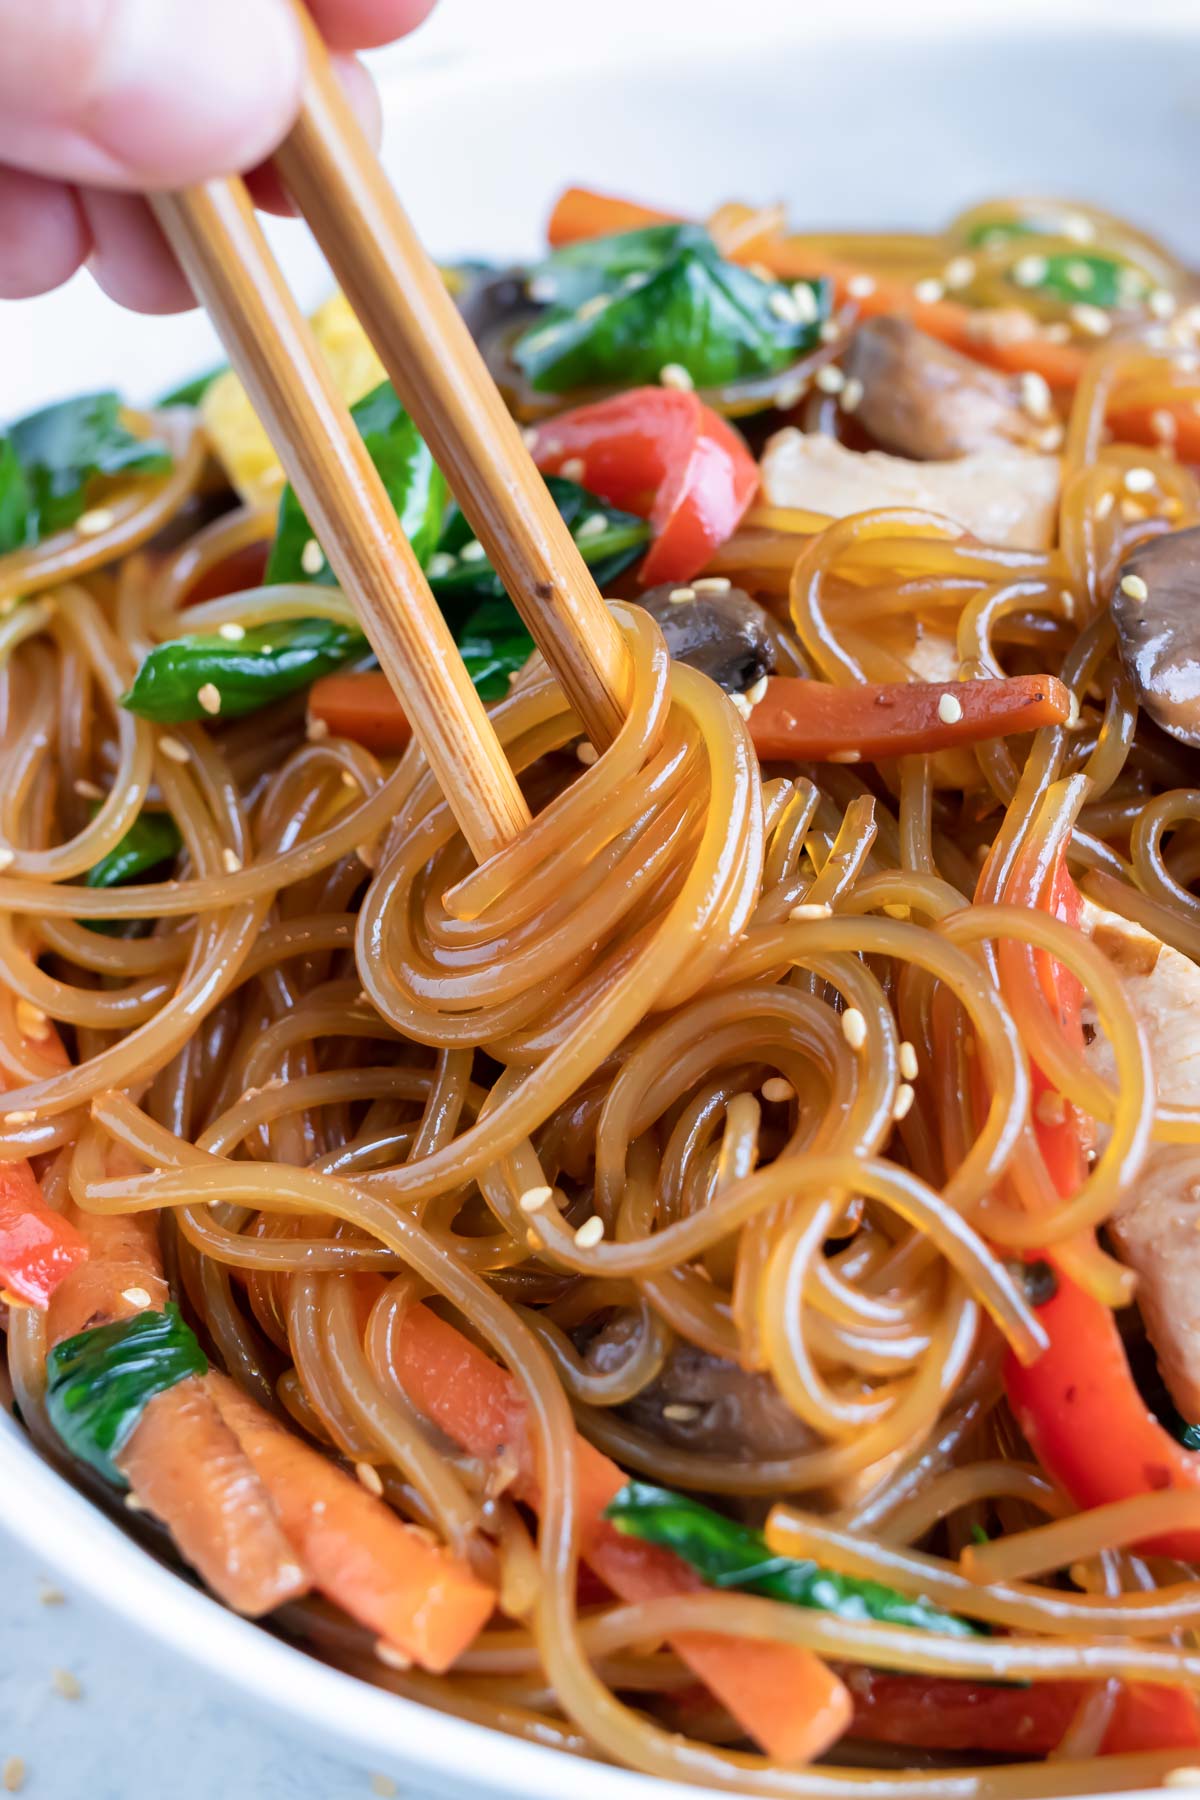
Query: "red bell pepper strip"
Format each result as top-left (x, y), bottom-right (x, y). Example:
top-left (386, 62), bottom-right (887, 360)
top-left (846, 1669), bottom-right (1200, 1756)
top-left (528, 389), bottom-right (758, 586)
top-left (1001, 853), bottom-right (1200, 1561)
top-left (0, 1158), bottom-right (88, 1308)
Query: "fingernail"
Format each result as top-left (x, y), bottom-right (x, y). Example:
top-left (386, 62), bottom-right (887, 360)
top-left (89, 0), bottom-right (304, 187)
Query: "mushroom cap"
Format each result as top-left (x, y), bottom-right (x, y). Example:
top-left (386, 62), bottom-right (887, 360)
top-left (1112, 526), bottom-right (1200, 747)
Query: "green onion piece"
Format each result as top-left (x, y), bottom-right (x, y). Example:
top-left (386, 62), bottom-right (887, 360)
top-left (45, 1303), bottom-right (207, 1486)
top-left (84, 810), bottom-right (182, 891)
top-left (0, 392), bottom-right (171, 552)
top-left (605, 1482), bottom-right (982, 1637)
top-left (121, 618), bottom-right (366, 724)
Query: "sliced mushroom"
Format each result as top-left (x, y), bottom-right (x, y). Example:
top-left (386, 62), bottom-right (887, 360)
top-left (842, 318), bottom-right (1046, 461)
top-left (1112, 528), bottom-right (1200, 746)
top-left (638, 584), bottom-right (776, 694)
top-left (455, 265), bottom-right (543, 346)
top-left (584, 1314), bottom-right (815, 1458)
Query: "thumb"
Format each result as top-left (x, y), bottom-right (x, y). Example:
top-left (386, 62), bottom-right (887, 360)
top-left (0, 0), bottom-right (306, 191)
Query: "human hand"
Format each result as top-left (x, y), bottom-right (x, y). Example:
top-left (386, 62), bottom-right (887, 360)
top-left (0, 0), bottom-right (435, 312)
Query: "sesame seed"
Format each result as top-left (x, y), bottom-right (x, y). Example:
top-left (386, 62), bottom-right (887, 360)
top-left (574, 1215), bottom-right (605, 1249)
top-left (893, 1083), bottom-right (915, 1122)
top-left (1163, 1769), bottom-right (1200, 1788)
top-left (692, 576), bottom-right (732, 593)
top-left (743, 674), bottom-right (769, 708)
top-left (459, 539), bottom-right (487, 563)
top-left (1149, 288), bottom-right (1177, 320)
top-left (3, 1756), bottom-right (25, 1793)
top-left (827, 749), bottom-right (861, 763)
top-left (3, 1111), bottom-right (34, 1125)
top-left (846, 274), bottom-right (877, 299)
top-left (1064, 259), bottom-right (1095, 291)
top-left (1035, 1089), bottom-right (1066, 1127)
top-left (841, 1008), bottom-right (867, 1051)
top-left (370, 1778), bottom-right (398, 1800)
top-left (1120, 573), bottom-right (1149, 602)
top-left (39, 1586), bottom-right (65, 1606)
top-left (913, 277), bottom-right (944, 305)
top-left (560, 456), bottom-right (586, 483)
top-left (125, 1493), bottom-right (145, 1512)
top-left (899, 1041), bottom-right (919, 1082)
top-left (73, 777), bottom-right (104, 801)
top-left (1095, 491), bottom-right (1115, 521)
top-left (761, 1077), bottom-right (793, 1103)
top-left (375, 1640), bottom-right (412, 1671)
top-left (1070, 303), bottom-right (1111, 337)
top-left (818, 319), bottom-right (842, 343)
top-left (789, 902), bottom-right (832, 920)
top-left (520, 426), bottom-right (540, 453)
top-left (296, 538), bottom-right (326, 577)
top-left (662, 1403), bottom-right (702, 1423)
top-left (1059, 589), bottom-right (1077, 620)
top-left (1066, 690), bottom-right (1082, 730)
top-left (1044, 321), bottom-right (1072, 343)
top-left (51, 1667), bottom-right (81, 1700)
top-left (76, 506), bottom-right (115, 537)
top-left (121, 1286), bottom-right (152, 1309)
top-left (526, 273), bottom-right (557, 303)
top-left (0, 849), bottom-right (14, 871)
top-left (769, 289), bottom-right (802, 324)
top-left (576, 512), bottom-right (610, 541)
top-left (882, 902), bottom-right (911, 920)
top-left (840, 377), bottom-right (864, 413)
top-left (356, 1462), bottom-right (385, 1497)
top-left (668, 586), bottom-right (696, 604)
top-left (307, 716), bottom-right (330, 741)
top-left (15, 999), bottom-right (49, 1041)
top-left (576, 741), bottom-right (598, 766)
top-left (158, 735), bottom-right (190, 765)
top-left (1039, 423), bottom-right (1065, 452)
top-left (937, 692), bottom-right (964, 725)
top-left (659, 363), bottom-right (695, 391)
top-left (197, 682), bottom-right (221, 716)
top-left (748, 262), bottom-right (775, 284)
top-left (217, 621), bottom-right (246, 641)
top-left (1124, 466), bottom-right (1155, 493)
top-left (576, 292), bottom-right (610, 322)
top-left (221, 848), bottom-right (242, 874)
top-left (943, 256), bottom-right (976, 291)
top-left (1122, 497), bottom-right (1149, 521)
top-left (815, 365), bottom-right (845, 395)
top-left (1019, 371), bottom-right (1053, 420)
top-left (1062, 212), bottom-right (1095, 244)
top-left (518, 1185), bottom-right (553, 1214)
top-left (775, 376), bottom-right (808, 409)
top-left (426, 551), bottom-right (458, 578)
top-left (728, 692), bottom-right (752, 720)
top-left (1013, 255), bottom-right (1049, 288)
top-left (621, 271), bottom-right (651, 294)
top-left (792, 282), bottom-right (822, 320)
top-left (1152, 407), bottom-right (1178, 440)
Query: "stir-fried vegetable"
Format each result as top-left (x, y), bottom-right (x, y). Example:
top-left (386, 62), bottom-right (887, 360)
top-left (606, 1483), bottom-right (980, 1636)
top-left (531, 388), bottom-right (758, 585)
top-left (514, 225), bottom-right (830, 393)
top-left (122, 619), bottom-right (365, 724)
top-left (84, 811), bottom-right (182, 890)
top-left (266, 383), bottom-right (447, 587)
top-left (45, 1303), bottom-right (207, 1485)
top-left (390, 1299), bottom-right (852, 1762)
top-left (0, 392), bottom-right (171, 552)
top-left (157, 364), bottom-right (228, 409)
top-left (748, 674), bottom-right (1073, 761)
top-left (0, 1159), bottom-right (88, 1309)
top-left (431, 476), bottom-right (649, 608)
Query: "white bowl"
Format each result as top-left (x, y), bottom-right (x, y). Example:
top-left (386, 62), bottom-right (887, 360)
top-left (2, 2), bottom-right (1196, 1793)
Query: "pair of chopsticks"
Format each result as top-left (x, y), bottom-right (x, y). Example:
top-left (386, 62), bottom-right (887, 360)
top-left (151, 0), bottom-right (631, 865)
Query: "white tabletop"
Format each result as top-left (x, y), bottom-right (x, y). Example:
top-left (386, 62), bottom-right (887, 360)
top-left (0, 1526), bottom-right (394, 1799)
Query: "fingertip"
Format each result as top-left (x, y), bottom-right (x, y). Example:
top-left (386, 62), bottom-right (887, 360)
top-left (80, 189), bottom-right (197, 315)
top-left (0, 167), bottom-right (89, 299)
top-left (301, 0), bottom-right (438, 52)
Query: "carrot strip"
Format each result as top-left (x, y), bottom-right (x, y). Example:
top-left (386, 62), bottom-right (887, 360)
top-left (547, 186), bottom-right (674, 247)
top-left (46, 1166), bottom-right (309, 1618)
top-left (748, 674), bottom-right (1072, 763)
top-left (391, 1303), bottom-right (851, 1763)
top-left (0, 1158), bottom-right (87, 1309)
top-left (308, 669), bottom-right (413, 755)
top-left (207, 1371), bottom-right (494, 1672)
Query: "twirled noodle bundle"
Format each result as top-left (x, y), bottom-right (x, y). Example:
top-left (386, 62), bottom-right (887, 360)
top-left (8, 221), bottom-right (1200, 1797)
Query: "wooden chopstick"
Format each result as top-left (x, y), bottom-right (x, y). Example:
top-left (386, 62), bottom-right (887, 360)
top-left (273, 0), bottom-right (633, 753)
top-left (152, 182), bottom-right (532, 864)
